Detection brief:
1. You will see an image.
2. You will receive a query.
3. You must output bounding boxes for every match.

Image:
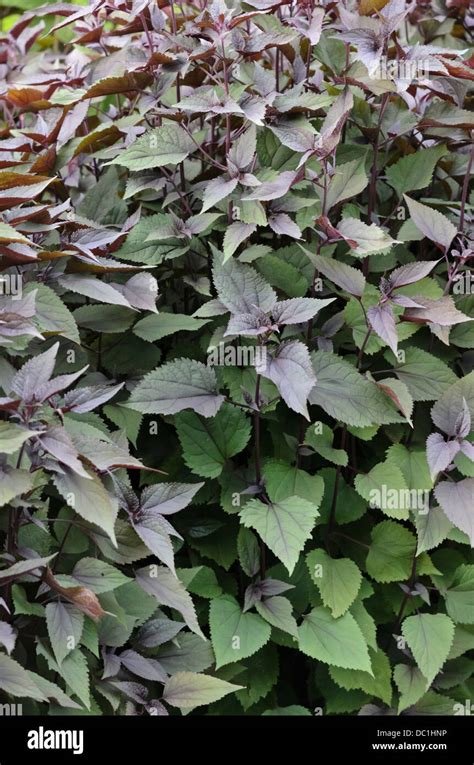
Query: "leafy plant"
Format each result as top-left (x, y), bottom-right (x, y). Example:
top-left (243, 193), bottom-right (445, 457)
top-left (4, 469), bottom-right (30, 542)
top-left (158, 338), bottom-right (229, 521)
top-left (0, 0), bottom-right (473, 717)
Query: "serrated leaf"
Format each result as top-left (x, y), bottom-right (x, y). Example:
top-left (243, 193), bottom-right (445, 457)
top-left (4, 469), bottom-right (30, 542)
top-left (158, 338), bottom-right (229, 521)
top-left (0, 422), bottom-right (36, 454)
top-left (110, 124), bottom-right (195, 170)
top-left (306, 549), bottom-right (361, 617)
top-left (175, 404), bottom-right (251, 478)
top-left (354, 462), bottom-right (410, 520)
top-left (255, 596), bottom-right (298, 637)
top-left (257, 340), bottom-right (316, 419)
top-left (404, 196), bottom-right (457, 250)
top-left (0, 654), bottom-right (46, 702)
top-left (46, 602), bottom-right (84, 666)
top-left (163, 671), bottom-right (244, 709)
top-left (393, 664), bottom-right (428, 713)
top-left (325, 157), bottom-right (368, 211)
top-left (444, 565), bottom-right (474, 624)
top-left (53, 469), bottom-right (118, 545)
top-left (366, 520), bottom-right (415, 583)
top-left (431, 372), bottom-right (474, 437)
top-left (435, 479), bottom-right (474, 546)
top-left (309, 351), bottom-right (403, 426)
top-left (402, 613), bottom-right (455, 688)
top-left (71, 558), bottom-right (131, 593)
top-left (298, 606), bottom-right (372, 672)
top-left (209, 595), bottom-right (271, 668)
top-left (240, 495), bottom-right (319, 575)
top-left (136, 565), bottom-right (204, 638)
top-left (127, 358), bottom-right (224, 418)
top-left (313, 255), bottom-right (366, 298)
top-left (329, 649), bottom-right (392, 705)
top-left (213, 254), bottom-right (276, 314)
top-left (386, 145), bottom-right (447, 197)
top-left (337, 218), bottom-right (399, 257)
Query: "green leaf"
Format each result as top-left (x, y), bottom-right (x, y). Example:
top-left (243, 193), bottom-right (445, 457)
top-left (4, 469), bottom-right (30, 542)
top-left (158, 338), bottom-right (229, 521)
top-left (235, 643), bottom-right (279, 710)
top-left (263, 459), bottom-right (325, 505)
top-left (223, 222), bottom-right (257, 261)
top-left (256, 596), bottom-right (298, 638)
top-left (393, 664), bottom-right (428, 713)
top-left (12, 584), bottom-right (45, 617)
top-left (127, 358), bottom-right (224, 418)
top-left (444, 565), bottom-right (474, 624)
top-left (175, 404), bottom-right (251, 479)
top-left (240, 495), bottom-right (320, 575)
top-left (0, 654), bottom-right (46, 701)
top-left (0, 554), bottom-right (57, 582)
top-left (309, 352), bottom-right (403, 426)
top-left (337, 218), bottom-right (399, 257)
top-left (136, 565), bottom-right (204, 638)
top-left (157, 634), bottom-right (214, 674)
top-left (0, 422), bottom-right (36, 454)
top-left (46, 602), bottom-right (84, 666)
top-left (26, 283), bottom-right (80, 344)
top-left (0, 467), bottom-right (34, 507)
top-left (163, 671), bottom-right (244, 709)
top-left (366, 520), bottom-right (415, 583)
top-left (385, 444), bottom-right (433, 493)
top-left (177, 566), bottom-right (223, 599)
top-left (431, 371), bottom-right (474, 437)
top-left (212, 252), bottom-right (276, 314)
top-left (237, 527), bottom-right (260, 577)
top-left (110, 124), bottom-right (195, 170)
top-left (133, 313), bottom-right (210, 342)
top-left (209, 595), bottom-right (271, 668)
top-left (115, 213), bottom-right (189, 265)
top-left (354, 461), bottom-right (410, 520)
top-left (416, 506), bottom-right (452, 555)
top-left (53, 470), bottom-right (118, 545)
top-left (329, 649), bottom-right (392, 705)
top-left (26, 670), bottom-right (81, 709)
top-left (387, 346), bottom-right (458, 401)
top-left (298, 606), bottom-right (372, 672)
top-left (304, 423), bottom-right (348, 466)
top-left (386, 144), bottom-right (447, 197)
top-left (306, 549), bottom-right (361, 617)
top-left (58, 648), bottom-right (91, 709)
top-left (402, 613), bottom-right (455, 687)
top-left (325, 156), bottom-right (368, 211)
top-left (71, 558), bottom-right (131, 593)
top-left (404, 195), bottom-right (457, 250)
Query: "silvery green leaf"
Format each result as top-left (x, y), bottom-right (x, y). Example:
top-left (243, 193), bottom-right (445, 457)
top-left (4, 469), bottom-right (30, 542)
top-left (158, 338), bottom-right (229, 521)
top-left (213, 253), bottom-right (276, 314)
top-left (272, 297), bottom-right (334, 325)
top-left (312, 254), bottom-right (366, 297)
top-left (110, 124), bottom-right (195, 170)
top-left (426, 432), bottom-right (461, 480)
top-left (136, 565), bottom-right (204, 638)
top-left (389, 260), bottom-right (439, 289)
top-left (404, 195), bottom-right (458, 250)
top-left (431, 372), bottom-right (474, 436)
top-left (435, 478), bottom-right (474, 545)
top-left (256, 340), bottom-right (316, 419)
top-left (127, 358), bottom-right (224, 417)
top-left (367, 303), bottom-right (398, 355)
top-left (337, 218), bottom-right (399, 257)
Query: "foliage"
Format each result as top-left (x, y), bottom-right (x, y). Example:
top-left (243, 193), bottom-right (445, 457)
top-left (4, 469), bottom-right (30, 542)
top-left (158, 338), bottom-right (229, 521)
top-left (0, 0), bottom-right (473, 717)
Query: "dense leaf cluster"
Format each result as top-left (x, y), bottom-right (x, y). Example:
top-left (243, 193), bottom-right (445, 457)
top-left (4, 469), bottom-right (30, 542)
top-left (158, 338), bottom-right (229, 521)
top-left (0, 0), bottom-right (473, 716)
